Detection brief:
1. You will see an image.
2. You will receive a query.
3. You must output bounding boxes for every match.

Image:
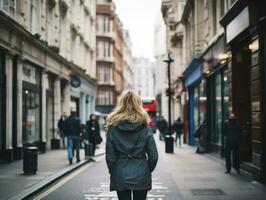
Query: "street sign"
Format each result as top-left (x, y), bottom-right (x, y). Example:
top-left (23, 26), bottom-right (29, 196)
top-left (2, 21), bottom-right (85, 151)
top-left (70, 74), bottom-right (81, 88)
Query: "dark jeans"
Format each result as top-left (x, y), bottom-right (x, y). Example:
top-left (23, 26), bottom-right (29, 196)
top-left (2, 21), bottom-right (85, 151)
top-left (225, 143), bottom-right (240, 172)
top-left (175, 134), bottom-right (181, 146)
top-left (67, 136), bottom-right (80, 161)
top-left (117, 190), bottom-right (147, 200)
top-left (91, 143), bottom-right (96, 156)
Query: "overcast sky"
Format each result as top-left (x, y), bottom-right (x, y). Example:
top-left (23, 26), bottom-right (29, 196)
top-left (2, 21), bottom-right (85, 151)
top-left (113, 0), bottom-right (162, 60)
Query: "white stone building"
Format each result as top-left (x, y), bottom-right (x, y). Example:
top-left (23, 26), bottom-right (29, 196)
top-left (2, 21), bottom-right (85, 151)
top-left (133, 57), bottom-right (155, 98)
top-left (0, 0), bottom-right (97, 162)
top-left (153, 13), bottom-right (168, 119)
top-left (161, 0), bottom-right (186, 123)
top-left (123, 30), bottom-right (134, 90)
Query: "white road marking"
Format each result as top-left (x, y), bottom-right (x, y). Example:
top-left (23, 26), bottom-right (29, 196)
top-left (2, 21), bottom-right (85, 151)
top-left (83, 180), bottom-right (168, 199)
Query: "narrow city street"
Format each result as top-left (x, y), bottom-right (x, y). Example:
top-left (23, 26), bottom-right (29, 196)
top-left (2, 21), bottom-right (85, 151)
top-left (32, 136), bottom-right (266, 200)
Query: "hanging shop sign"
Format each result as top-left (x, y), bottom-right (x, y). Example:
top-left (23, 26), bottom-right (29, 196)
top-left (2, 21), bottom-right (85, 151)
top-left (70, 74), bottom-right (81, 88)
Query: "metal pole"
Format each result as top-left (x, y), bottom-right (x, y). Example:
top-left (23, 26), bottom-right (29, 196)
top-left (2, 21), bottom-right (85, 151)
top-left (164, 53), bottom-right (174, 135)
top-left (168, 60), bottom-right (171, 135)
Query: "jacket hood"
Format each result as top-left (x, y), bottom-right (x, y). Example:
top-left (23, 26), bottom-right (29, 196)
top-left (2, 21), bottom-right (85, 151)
top-left (115, 121), bottom-right (146, 133)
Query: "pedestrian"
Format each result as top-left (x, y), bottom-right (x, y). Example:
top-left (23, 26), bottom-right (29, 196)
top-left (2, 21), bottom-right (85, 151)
top-left (63, 111), bottom-right (81, 165)
top-left (86, 114), bottom-right (102, 157)
top-left (224, 112), bottom-right (242, 174)
top-left (105, 90), bottom-right (158, 200)
top-left (173, 117), bottom-right (183, 147)
top-left (58, 112), bottom-right (67, 149)
top-left (156, 115), bottom-right (168, 140)
top-left (194, 120), bottom-right (207, 154)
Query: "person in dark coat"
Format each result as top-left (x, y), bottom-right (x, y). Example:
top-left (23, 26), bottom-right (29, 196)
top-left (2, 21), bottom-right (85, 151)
top-left (194, 120), bottom-right (207, 154)
top-left (106, 90), bottom-right (158, 200)
top-left (173, 117), bottom-right (183, 147)
top-left (224, 112), bottom-right (242, 174)
top-left (63, 111), bottom-right (81, 165)
top-left (156, 116), bottom-right (168, 140)
top-left (58, 112), bottom-right (67, 149)
top-left (86, 114), bottom-right (102, 157)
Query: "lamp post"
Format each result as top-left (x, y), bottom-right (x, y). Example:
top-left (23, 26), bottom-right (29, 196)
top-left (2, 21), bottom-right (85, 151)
top-left (164, 53), bottom-right (174, 135)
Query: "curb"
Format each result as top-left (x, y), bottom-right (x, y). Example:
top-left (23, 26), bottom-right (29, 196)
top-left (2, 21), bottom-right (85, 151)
top-left (9, 152), bottom-right (105, 200)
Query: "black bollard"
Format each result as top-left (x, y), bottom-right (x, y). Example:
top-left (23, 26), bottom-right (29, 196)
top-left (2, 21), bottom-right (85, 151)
top-left (23, 146), bottom-right (38, 175)
top-left (165, 135), bottom-right (174, 153)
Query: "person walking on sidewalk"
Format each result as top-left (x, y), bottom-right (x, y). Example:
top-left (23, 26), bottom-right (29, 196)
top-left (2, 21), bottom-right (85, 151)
top-left (105, 90), bottom-right (158, 200)
top-left (224, 112), bottom-right (242, 174)
top-left (63, 111), bottom-right (81, 165)
top-left (173, 117), bottom-right (183, 147)
top-left (58, 112), bottom-right (68, 149)
top-left (156, 115), bottom-right (168, 140)
top-left (86, 114), bottom-right (102, 157)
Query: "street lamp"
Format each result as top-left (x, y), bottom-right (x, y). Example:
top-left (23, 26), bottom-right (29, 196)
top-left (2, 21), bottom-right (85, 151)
top-left (164, 53), bottom-right (174, 153)
top-left (164, 53), bottom-right (174, 134)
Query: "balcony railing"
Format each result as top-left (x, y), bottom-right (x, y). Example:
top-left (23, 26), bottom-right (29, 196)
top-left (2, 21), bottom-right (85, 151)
top-left (96, 31), bottom-right (115, 39)
top-left (97, 56), bottom-right (115, 63)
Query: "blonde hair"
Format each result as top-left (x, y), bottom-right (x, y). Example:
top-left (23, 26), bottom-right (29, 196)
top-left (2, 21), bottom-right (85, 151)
top-left (106, 90), bottom-right (150, 127)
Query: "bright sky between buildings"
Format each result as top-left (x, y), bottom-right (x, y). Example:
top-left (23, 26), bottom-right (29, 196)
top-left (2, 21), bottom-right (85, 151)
top-left (113, 0), bottom-right (162, 60)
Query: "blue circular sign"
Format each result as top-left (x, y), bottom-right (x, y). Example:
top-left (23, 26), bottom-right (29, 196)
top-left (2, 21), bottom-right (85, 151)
top-left (70, 75), bottom-right (81, 88)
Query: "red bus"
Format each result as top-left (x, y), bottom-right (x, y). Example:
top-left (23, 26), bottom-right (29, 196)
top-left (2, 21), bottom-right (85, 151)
top-left (142, 97), bottom-right (157, 133)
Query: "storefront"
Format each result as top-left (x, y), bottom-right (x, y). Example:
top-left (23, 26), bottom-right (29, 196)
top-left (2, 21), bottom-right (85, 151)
top-left (22, 62), bottom-right (41, 147)
top-left (183, 56), bottom-right (204, 145)
top-left (220, 0), bottom-right (266, 182)
top-left (0, 49), bottom-right (5, 161)
top-left (70, 75), bottom-right (96, 124)
top-left (260, 6), bottom-right (266, 184)
top-left (203, 35), bottom-right (229, 155)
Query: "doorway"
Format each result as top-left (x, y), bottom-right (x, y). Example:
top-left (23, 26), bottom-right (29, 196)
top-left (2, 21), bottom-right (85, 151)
top-left (232, 41), bottom-right (252, 161)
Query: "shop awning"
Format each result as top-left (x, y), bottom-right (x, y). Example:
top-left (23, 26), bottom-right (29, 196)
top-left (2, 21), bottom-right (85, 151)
top-left (183, 55), bottom-right (203, 88)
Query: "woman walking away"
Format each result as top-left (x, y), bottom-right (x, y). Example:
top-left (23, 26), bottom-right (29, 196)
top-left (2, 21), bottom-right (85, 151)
top-left (105, 90), bottom-right (158, 200)
top-left (86, 114), bottom-right (102, 157)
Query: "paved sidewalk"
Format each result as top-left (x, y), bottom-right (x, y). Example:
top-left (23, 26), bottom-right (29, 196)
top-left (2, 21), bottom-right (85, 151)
top-left (0, 147), bottom-right (105, 200)
top-left (155, 137), bottom-right (266, 200)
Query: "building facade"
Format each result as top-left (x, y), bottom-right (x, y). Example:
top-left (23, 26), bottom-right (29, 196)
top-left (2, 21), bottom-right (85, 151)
top-left (161, 0), bottom-right (188, 139)
top-left (0, 0), bottom-right (97, 162)
top-left (162, 0), bottom-right (266, 182)
top-left (95, 0), bottom-right (125, 114)
top-left (154, 13), bottom-right (168, 120)
top-left (123, 30), bottom-right (134, 90)
top-left (133, 57), bottom-right (155, 98)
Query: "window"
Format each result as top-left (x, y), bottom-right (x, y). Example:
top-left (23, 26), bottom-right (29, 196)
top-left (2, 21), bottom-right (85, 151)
top-left (194, 86), bottom-right (199, 130)
top-left (30, 0), bottom-right (37, 33)
top-left (22, 63), bottom-right (41, 85)
top-left (213, 0), bottom-right (217, 36)
top-left (0, 0), bottom-right (16, 17)
top-left (10, 0), bottom-right (16, 17)
top-left (23, 90), bottom-right (41, 145)
top-left (214, 73), bottom-right (222, 144)
top-left (97, 89), bottom-right (113, 105)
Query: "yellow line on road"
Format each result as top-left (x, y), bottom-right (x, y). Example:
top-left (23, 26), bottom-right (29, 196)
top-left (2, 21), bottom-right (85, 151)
top-left (33, 157), bottom-right (104, 200)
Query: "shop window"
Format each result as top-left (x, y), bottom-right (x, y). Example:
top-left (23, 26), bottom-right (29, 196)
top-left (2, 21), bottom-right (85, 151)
top-left (214, 73), bottom-right (222, 144)
top-left (22, 63), bottom-right (41, 85)
top-left (199, 79), bottom-right (207, 123)
top-left (22, 90), bottom-right (40, 145)
top-left (194, 86), bottom-right (199, 130)
top-left (223, 69), bottom-right (229, 121)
